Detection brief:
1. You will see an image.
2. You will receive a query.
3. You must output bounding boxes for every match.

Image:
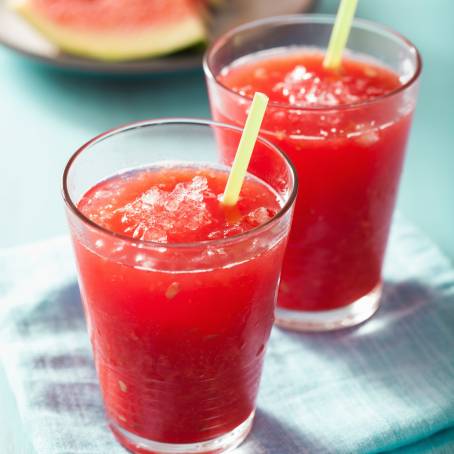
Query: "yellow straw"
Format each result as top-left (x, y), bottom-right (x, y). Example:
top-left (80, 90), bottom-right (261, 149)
top-left (323, 0), bottom-right (359, 70)
top-left (222, 92), bottom-right (269, 206)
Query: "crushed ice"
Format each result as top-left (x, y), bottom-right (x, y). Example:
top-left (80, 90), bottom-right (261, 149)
top-left (115, 176), bottom-right (213, 242)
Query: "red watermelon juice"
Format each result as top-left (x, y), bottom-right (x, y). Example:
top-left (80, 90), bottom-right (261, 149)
top-left (66, 161), bottom-right (294, 452)
top-left (206, 43), bottom-right (420, 330)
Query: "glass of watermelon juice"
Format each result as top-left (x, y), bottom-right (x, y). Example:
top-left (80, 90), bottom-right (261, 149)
top-left (204, 15), bottom-right (421, 331)
top-left (62, 119), bottom-right (297, 454)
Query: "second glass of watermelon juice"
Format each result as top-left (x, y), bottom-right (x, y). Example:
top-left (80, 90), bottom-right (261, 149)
top-left (204, 15), bottom-right (421, 331)
top-left (62, 119), bottom-right (297, 454)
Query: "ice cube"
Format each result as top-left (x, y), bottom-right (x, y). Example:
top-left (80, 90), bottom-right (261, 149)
top-left (113, 176), bottom-right (215, 242)
top-left (245, 207), bottom-right (275, 227)
top-left (142, 187), bottom-right (162, 206)
top-left (286, 65), bottom-right (312, 83)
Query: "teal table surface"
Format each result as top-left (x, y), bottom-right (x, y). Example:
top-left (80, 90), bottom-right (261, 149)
top-left (0, 0), bottom-right (453, 452)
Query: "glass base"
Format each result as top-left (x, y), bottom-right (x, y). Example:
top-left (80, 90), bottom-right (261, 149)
top-left (275, 282), bottom-right (382, 332)
top-left (109, 411), bottom-right (255, 454)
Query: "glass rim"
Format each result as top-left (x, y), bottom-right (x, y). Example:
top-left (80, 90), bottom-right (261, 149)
top-left (203, 14), bottom-right (423, 112)
top-left (62, 118), bottom-right (298, 250)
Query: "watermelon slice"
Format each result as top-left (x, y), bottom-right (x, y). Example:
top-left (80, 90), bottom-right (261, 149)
top-left (11, 0), bottom-right (207, 61)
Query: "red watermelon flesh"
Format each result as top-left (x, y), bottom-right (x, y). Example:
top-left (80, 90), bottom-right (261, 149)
top-left (13, 0), bottom-right (207, 61)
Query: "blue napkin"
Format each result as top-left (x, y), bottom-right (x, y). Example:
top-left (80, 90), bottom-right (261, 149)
top-left (1, 216), bottom-right (454, 453)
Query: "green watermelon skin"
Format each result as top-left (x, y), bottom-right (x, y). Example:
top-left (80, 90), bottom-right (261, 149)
top-left (12, 0), bottom-right (207, 61)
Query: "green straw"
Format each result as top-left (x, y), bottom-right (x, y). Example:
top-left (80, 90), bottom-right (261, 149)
top-left (323, 0), bottom-right (359, 70)
top-left (222, 92), bottom-right (269, 206)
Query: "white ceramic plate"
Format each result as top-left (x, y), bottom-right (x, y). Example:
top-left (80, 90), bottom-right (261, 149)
top-left (0, 0), bottom-right (314, 74)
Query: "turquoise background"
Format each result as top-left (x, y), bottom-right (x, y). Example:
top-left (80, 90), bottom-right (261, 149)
top-left (0, 0), bottom-right (453, 452)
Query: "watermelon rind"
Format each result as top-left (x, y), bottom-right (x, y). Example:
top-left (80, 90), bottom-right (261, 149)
top-left (11, 0), bottom-right (207, 61)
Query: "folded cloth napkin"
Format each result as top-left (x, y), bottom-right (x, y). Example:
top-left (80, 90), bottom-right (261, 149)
top-left (1, 216), bottom-right (454, 454)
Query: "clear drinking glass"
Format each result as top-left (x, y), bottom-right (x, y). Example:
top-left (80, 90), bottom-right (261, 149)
top-left (204, 15), bottom-right (421, 331)
top-left (62, 119), bottom-right (297, 454)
